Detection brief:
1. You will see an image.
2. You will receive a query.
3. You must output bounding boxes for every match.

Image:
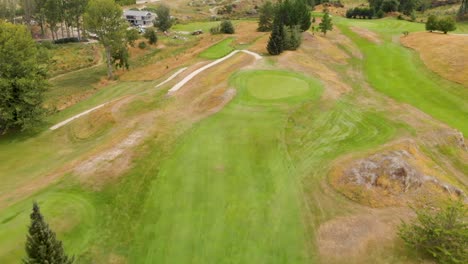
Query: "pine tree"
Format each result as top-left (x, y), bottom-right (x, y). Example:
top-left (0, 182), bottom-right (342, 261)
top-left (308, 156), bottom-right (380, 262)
top-left (24, 202), bottom-right (74, 264)
top-left (267, 18), bottom-right (285, 55)
top-left (257, 0), bottom-right (275, 32)
top-left (318, 12), bottom-right (333, 36)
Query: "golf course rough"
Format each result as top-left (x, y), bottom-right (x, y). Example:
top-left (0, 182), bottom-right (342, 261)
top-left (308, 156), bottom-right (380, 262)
top-left (130, 70), bottom-right (323, 264)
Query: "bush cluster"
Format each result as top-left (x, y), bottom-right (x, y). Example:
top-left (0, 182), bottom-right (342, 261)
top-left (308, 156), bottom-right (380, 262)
top-left (210, 20), bottom-right (235, 34)
top-left (426, 15), bottom-right (457, 34)
top-left (345, 7), bottom-right (374, 19)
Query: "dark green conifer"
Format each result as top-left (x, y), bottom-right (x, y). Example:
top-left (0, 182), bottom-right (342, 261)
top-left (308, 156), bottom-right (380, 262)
top-left (24, 202), bottom-right (74, 264)
top-left (267, 18), bottom-right (285, 55)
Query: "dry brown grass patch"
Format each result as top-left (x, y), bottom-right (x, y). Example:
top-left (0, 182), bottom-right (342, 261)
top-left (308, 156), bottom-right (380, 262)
top-left (400, 32), bottom-right (468, 86)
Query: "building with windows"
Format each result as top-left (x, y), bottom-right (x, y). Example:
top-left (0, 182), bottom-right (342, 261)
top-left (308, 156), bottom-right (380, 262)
top-left (123, 10), bottom-right (156, 27)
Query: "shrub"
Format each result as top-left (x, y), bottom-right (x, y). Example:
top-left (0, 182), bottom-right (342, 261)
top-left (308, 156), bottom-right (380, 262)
top-left (437, 17), bottom-right (457, 34)
top-left (210, 25), bottom-right (220, 34)
top-left (425, 15), bottom-right (437, 31)
top-left (220, 20), bottom-right (235, 34)
top-left (53, 37), bottom-right (80, 44)
top-left (138, 41), bottom-right (147, 49)
top-left (376, 9), bottom-right (385, 18)
top-left (40, 40), bottom-right (55, 49)
top-left (283, 25), bottom-right (302, 50)
top-left (398, 200), bottom-right (467, 264)
top-left (144, 28), bottom-right (158, 44)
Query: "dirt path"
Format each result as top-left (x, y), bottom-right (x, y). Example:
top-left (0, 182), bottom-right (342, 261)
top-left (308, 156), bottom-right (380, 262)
top-left (49, 50), bottom-right (262, 130)
top-left (168, 50), bottom-right (262, 94)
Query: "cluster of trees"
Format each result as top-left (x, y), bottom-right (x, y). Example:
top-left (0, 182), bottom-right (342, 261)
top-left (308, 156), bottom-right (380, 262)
top-left (398, 200), bottom-right (467, 264)
top-left (258, 0), bottom-right (312, 32)
top-left (0, 21), bottom-right (48, 133)
top-left (426, 15), bottom-right (457, 33)
top-left (345, 7), bottom-right (375, 19)
top-left (18, 0), bottom-right (89, 41)
top-left (368, 0), bottom-right (419, 16)
top-left (262, 0), bottom-right (312, 55)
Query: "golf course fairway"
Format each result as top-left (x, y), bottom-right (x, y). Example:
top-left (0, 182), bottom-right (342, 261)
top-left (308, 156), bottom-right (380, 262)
top-left (130, 70), bottom-right (323, 264)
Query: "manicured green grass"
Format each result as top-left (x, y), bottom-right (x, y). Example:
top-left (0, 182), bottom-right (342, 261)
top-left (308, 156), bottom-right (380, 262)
top-left (199, 38), bottom-right (235, 59)
top-left (129, 70), bottom-right (323, 264)
top-left (337, 17), bottom-right (468, 134)
top-left (237, 70), bottom-right (311, 100)
top-left (0, 189), bottom-right (97, 263)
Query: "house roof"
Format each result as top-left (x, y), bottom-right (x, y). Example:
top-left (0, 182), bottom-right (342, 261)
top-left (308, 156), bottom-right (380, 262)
top-left (123, 10), bottom-right (155, 17)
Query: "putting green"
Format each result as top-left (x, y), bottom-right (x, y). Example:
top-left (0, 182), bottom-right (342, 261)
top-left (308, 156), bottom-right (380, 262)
top-left (232, 70), bottom-right (319, 102)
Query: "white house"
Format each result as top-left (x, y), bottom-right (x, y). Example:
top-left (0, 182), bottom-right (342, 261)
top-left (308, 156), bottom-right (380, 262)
top-left (123, 10), bottom-right (157, 27)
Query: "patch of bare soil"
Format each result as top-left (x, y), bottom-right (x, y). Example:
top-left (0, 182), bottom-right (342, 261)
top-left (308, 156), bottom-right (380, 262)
top-left (350, 26), bottom-right (382, 44)
top-left (317, 207), bottom-right (413, 263)
top-left (400, 32), bottom-right (468, 86)
top-left (330, 140), bottom-right (466, 207)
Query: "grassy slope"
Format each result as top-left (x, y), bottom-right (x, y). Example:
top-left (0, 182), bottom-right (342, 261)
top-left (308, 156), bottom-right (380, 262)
top-left (129, 70), bottom-right (323, 264)
top-left (337, 18), bottom-right (468, 134)
top-left (199, 38), bottom-right (235, 59)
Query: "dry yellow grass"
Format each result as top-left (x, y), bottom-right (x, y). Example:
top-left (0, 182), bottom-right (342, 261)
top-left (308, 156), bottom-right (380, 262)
top-left (400, 32), bottom-right (468, 86)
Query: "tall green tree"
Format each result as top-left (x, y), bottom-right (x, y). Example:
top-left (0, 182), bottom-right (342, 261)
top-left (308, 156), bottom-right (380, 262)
top-left (296, 0), bottom-right (312, 31)
top-left (257, 0), bottom-right (275, 32)
top-left (267, 17), bottom-right (284, 55)
top-left (154, 4), bottom-right (173, 32)
top-left (84, 0), bottom-right (127, 79)
top-left (65, 0), bottom-right (88, 40)
top-left (44, 0), bottom-right (62, 40)
top-left (0, 21), bottom-right (47, 133)
top-left (318, 12), bottom-right (333, 36)
top-left (24, 202), bottom-right (74, 264)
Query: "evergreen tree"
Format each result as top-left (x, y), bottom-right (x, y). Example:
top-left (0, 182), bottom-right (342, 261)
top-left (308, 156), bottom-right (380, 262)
top-left (318, 12), bottom-right (333, 36)
top-left (257, 0), bottom-right (275, 32)
top-left (298, 1), bottom-right (312, 31)
top-left (24, 202), bottom-right (74, 264)
top-left (267, 18), bottom-right (284, 55)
